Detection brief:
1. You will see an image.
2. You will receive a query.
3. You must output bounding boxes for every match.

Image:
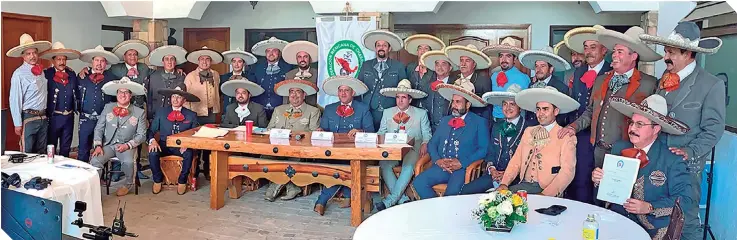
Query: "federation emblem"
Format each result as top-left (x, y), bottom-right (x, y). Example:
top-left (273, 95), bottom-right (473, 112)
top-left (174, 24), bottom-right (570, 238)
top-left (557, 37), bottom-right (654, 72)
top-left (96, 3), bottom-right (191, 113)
top-left (649, 170), bottom-right (667, 187)
top-left (327, 40), bottom-right (365, 77)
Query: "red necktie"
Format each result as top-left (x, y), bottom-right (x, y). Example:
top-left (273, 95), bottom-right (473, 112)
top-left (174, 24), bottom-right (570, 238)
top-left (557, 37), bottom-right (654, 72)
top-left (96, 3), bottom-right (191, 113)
top-left (448, 117), bottom-right (465, 129)
top-left (580, 70), bottom-right (597, 89)
top-left (496, 71), bottom-right (508, 87)
top-left (621, 148), bottom-right (649, 169)
top-left (337, 105), bottom-right (354, 118)
top-left (113, 106), bottom-right (129, 117)
top-left (127, 67), bottom-right (139, 78)
top-left (54, 71), bottom-right (69, 86)
top-left (393, 112), bottom-right (410, 124)
top-left (431, 80), bottom-right (443, 91)
top-left (31, 64), bottom-right (43, 76)
top-left (167, 110), bottom-right (185, 122)
top-left (659, 72), bottom-right (680, 92)
top-left (90, 73), bottom-right (105, 84)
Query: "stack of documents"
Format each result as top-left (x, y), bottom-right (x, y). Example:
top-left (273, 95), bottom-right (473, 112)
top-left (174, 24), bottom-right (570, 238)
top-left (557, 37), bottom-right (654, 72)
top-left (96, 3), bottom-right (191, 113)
top-left (193, 127), bottom-right (229, 138)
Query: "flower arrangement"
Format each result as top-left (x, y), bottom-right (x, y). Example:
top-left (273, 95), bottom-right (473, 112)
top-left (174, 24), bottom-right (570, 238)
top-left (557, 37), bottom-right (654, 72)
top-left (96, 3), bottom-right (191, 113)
top-left (472, 189), bottom-right (529, 231)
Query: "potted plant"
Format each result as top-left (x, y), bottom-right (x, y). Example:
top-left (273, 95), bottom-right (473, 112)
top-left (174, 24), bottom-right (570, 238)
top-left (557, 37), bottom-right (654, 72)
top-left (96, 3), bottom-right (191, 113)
top-left (472, 189), bottom-right (529, 232)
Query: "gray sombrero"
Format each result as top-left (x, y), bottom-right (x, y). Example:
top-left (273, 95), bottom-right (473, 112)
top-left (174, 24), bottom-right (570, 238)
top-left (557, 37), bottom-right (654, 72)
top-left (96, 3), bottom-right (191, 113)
top-left (436, 83), bottom-right (486, 107)
top-left (639, 21), bottom-right (722, 54)
top-left (222, 47), bottom-right (258, 65)
top-left (609, 95), bottom-right (689, 135)
top-left (481, 37), bottom-right (525, 57)
top-left (598, 26), bottom-right (662, 62)
top-left (186, 46), bottom-right (223, 64)
top-left (80, 45), bottom-right (120, 64)
top-left (274, 79), bottom-right (318, 97)
top-left (221, 79), bottom-right (265, 97)
top-left (6, 33), bottom-right (52, 58)
top-left (553, 40), bottom-right (574, 63)
top-left (515, 86), bottom-right (580, 114)
top-left (157, 83), bottom-right (200, 102)
top-left (148, 45), bottom-right (187, 66)
top-left (251, 37), bottom-right (289, 56)
top-left (404, 34), bottom-right (445, 56)
top-left (519, 46), bottom-right (571, 72)
top-left (380, 79), bottom-right (427, 99)
top-left (322, 75), bottom-right (368, 96)
top-left (565, 25), bottom-right (606, 53)
top-left (112, 39), bottom-right (150, 59)
top-left (420, 50), bottom-right (458, 71)
top-left (482, 84), bottom-right (522, 106)
top-left (40, 42), bottom-right (81, 60)
top-left (362, 30), bottom-right (403, 51)
top-left (446, 44), bottom-right (491, 70)
top-left (282, 41), bottom-right (318, 64)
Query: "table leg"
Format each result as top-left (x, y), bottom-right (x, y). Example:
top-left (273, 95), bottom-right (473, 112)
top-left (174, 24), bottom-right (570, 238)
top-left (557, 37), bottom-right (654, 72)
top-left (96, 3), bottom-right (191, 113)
top-left (229, 176), bottom-right (244, 199)
top-left (350, 160), bottom-right (367, 227)
top-left (210, 151), bottom-right (229, 210)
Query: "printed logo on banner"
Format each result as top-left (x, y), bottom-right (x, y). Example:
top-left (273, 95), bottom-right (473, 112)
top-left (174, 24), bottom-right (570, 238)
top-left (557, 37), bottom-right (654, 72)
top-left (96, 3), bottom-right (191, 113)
top-left (326, 40), bottom-right (365, 78)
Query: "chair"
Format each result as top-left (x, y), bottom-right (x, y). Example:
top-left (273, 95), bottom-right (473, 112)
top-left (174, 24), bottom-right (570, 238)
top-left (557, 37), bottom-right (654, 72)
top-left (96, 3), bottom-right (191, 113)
top-left (102, 154), bottom-right (140, 195)
top-left (413, 155), bottom-right (484, 197)
top-left (159, 155), bottom-right (198, 191)
top-left (664, 197), bottom-right (685, 240)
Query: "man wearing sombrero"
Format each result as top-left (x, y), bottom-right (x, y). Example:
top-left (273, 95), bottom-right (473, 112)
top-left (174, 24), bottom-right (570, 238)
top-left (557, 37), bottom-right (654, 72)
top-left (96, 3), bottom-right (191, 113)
top-left (519, 46), bottom-right (571, 126)
top-left (249, 37), bottom-right (294, 119)
top-left (446, 44), bottom-right (492, 120)
top-left (147, 45), bottom-right (188, 120)
top-left (357, 30), bottom-right (408, 128)
top-left (404, 34), bottom-right (445, 93)
top-left (41, 42), bottom-right (81, 157)
top-left (419, 49), bottom-right (457, 131)
top-left (553, 40), bottom-right (585, 88)
top-left (7, 33), bottom-right (52, 154)
top-left (283, 41), bottom-right (319, 106)
top-left (413, 83), bottom-right (489, 199)
top-left (593, 94), bottom-right (694, 240)
top-left (148, 83), bottom-right (200, 195)
top-left (482, 38), bottom-right (530, 124)
top-left (639, 21), bottom-right (725, 240)
top-left (313, 76), bottom-right (374, 215)
top-left (77, 45), bottom-right (119, 163)
top-left (90, 77), bottom-right (147, 196)
top-left (497, 87), bottom-right (579, 197)
top-left (220, 47), bottom-right (257, 108)
top-left (220, 79), bottom-right (269, 128)
top-left (560, 26), bottom-right (661, 204)
top-left (375, 79), bottom-right (432, 211)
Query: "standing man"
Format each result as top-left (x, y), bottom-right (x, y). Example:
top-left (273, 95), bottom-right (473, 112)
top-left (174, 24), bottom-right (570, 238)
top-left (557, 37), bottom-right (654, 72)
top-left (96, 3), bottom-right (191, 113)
top-left (482, 39), bottom-right (530, 124)
top-left (221, 47), bottom-right (257, 108)
top-left (554, 40), bottom-right (585, 88)
top-left (249, 37), bottom-right (293, 118)
top-left (146, 45), bottom-right (188, 120)
top-left (7, 34), bottom-right (52, 153)
top-left (404, 34), bottom-right (445, 91)
top-left (445, 44), bottom-right (492, 120)
top-left (220, 79), bottom-right (269, 128)
top-left (418, 50), bottom-right (457, 131)
top-left (41, 42), bottom-right (81, 157)
top-left (283, 41), bottom-right (319, 106)
top-left (640, 22), bottom-right (726, 240)
top-left (77, 45), bottom-right (119, 162)
top-left (518, 46), bottom-right (571, 126)
top-left (109, 39), bottom-right (152, 109)
top-left (358, 30), bottom-right (408, 128)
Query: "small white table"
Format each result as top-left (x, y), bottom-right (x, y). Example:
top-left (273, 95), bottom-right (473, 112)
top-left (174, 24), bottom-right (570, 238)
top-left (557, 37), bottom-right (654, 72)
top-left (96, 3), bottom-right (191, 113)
top-left (354, 194), bottom-right (651, 240)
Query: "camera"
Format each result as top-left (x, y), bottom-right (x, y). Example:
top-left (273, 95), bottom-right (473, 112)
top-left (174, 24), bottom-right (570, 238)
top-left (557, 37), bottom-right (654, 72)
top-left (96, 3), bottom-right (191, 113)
top-left (72, 200), bottom-right (137, 239)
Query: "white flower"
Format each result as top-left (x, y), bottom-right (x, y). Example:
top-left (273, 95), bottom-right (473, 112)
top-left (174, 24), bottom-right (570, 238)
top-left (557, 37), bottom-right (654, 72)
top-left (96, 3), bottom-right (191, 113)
top-left (497, 200), bottom-right (514, 215)
top-left (478, 192), bottom-right (495, 205)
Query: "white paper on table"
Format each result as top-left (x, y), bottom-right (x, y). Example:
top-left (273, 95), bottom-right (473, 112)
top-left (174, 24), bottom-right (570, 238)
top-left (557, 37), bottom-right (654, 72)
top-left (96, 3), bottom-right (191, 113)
top-left (270, 128), bottom-right (291, 139)
top-left (354, 132), bottom-right (378, 143)
top-left (378, 143), bottom-right (412, 148)
top-left (597, 154), bottom-right (640, 205)
top-left (384, 133), bottom-right (408, 144)
top-left (311, 131), bottom-right (334, 141)
top-left (192, 127), bottom-right (229, 138)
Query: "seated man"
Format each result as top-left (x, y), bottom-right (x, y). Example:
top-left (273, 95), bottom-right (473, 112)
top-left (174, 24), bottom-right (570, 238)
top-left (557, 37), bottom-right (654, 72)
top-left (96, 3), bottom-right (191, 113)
top-left (497, 86), bottom-right (578, 197)
top-left (594, 95), bottom-right (694, 239)
top-left (313, 76), bottom-right (374, 216)
top-left (148, 83), bottom-right (200, 195)
top-left (376, 79), bottom-right (432, 211)
top-left (263, 79), bottom-right (321, 201)
top-left (461, 84), bottom-right (532, 194)
top-left (220, 78), bottom-right (269, 128)
top-left (412, 83), bottom-right (489, 199)
top-left (90, 77), bottom-right (147, 196)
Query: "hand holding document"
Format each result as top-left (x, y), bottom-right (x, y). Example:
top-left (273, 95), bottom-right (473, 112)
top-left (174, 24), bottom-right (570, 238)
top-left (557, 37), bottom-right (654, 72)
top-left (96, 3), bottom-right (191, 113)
top-left (597, 154), bottom-right (640, 205)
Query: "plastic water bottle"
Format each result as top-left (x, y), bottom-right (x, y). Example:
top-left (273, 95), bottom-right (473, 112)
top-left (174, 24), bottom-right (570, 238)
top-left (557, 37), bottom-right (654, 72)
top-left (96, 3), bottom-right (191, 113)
top-left (582, 214), bottom-right (599, 240)
top-left (398, 126), bottom-right (406, 134)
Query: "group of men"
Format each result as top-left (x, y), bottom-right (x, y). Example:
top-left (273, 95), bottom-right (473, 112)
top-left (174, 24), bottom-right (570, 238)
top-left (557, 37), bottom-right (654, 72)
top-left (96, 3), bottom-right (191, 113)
top-left (7, 20), bottom-right (725, 240)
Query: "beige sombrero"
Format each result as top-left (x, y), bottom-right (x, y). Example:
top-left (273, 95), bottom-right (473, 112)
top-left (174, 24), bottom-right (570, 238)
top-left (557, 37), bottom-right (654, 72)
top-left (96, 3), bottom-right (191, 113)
top-left (519, 46), bottom-right (571, 72)
top-left (553, 40), bottom-right (574, 63)
top-left (482, 84), bottom-right (522, 106)
top-left (251, 37), bottom-right (289, 56)
top-left (40, 42), bottom-right (81, 60)
top-left (274, 79), bottom-right (318, 97)
top-left (222, 47), bottom-right (257, 65)
top-left (420, 50), bottom-right (458, 71)
top-left (221, 79), bottom-right (265, 97)
top-left (186, 46), bottom-right (223, 64)
top-left (598, 26), bottom-right (662, 62)
top-left (362, 30), bottom-right (403, 51)
top-left (380, 79), bottom-right (427, 99)
top-left (148, 45), bottom-right (187, 66)
top-left (565, 25), bottom-right (606, 53)
top-left (481, 38), bottom-right (525, 57)
top-left (610, 95), bottom-right (689, 135)
top-left (282, 41), bottom-right (318, 65)
top-left (437, 83), bottom-right (486, 107)
top-left (639, 21), bottom-right (722, 54)
top-left (404, 34), bottom-right (445, 56)
top-left (102, 77), bottom-right (146, 96)
top-left (80, 45), bottom-right (120, 64)
top-left (6, 33), bottom-right (52, 58)
top-left (322, 75), bottom-right (368, 96)
top-left (112, 39), bottom-right (150, 59)
top-left (515, 86), bottom-right (580, 114)
top-left (445, 44), bottom-right (491, 70)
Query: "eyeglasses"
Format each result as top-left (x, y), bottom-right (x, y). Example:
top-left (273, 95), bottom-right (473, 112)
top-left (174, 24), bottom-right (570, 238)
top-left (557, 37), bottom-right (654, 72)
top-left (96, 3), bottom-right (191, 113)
top-left (628, 120), bottom-right (657, 129)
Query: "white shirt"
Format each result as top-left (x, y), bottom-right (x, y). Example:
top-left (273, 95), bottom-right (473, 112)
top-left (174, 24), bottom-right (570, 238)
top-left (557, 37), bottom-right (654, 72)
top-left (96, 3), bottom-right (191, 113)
top-left (540, 75), bottom-right (552, 85)
top-left (676, 61), bottom-right (697, 83)
top-left (507, 115), bottom-right (520, 125)
top-left (543, 122), bottom-right (556, 132)
top-left (614, 68), bottom-right (634, 78)
top-left (588, 59), bottom-right (605, 74)
top-left (341, 101), bottom-right (353, 107)
top-left (172, 106), bottom-right (182, 111)
top-left (232, 71), bottom-right (243, 76)
top-left (641, 141), bottom-right (654, 154)
top-left (235, 103), bottom-right (251, 121)
top-left (438, 76), bottom-right (450, 83)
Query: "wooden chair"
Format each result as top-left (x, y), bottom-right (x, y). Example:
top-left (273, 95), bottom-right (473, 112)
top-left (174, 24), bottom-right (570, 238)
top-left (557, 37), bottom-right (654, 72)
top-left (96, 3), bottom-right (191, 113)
top-left (381, 166), bottom-right (419, 201)
top-left (664, 197), bottom-right (685, 240)
top-left (413, 155), bottom-right (484, 197)
top-left (103, 155), bottom-right (140, 195)
top-left (159, 155), bottom-right (198, 191)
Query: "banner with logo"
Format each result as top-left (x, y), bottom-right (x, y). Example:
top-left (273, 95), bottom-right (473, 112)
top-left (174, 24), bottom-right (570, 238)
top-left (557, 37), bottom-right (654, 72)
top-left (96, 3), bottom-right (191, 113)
top-left (316, 16), bottom-right (377, 107)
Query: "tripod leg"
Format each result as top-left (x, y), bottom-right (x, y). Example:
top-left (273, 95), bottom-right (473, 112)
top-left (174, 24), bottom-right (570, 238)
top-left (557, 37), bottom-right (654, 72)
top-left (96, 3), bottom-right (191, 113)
top-left (702, 149), bottom-right (716, 240)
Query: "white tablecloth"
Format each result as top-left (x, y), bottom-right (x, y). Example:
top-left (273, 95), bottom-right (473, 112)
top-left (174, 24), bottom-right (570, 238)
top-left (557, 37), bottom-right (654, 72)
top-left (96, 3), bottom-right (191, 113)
top-left (355, 194), bottom-right (651, 240)
top-left (1, 153), bottom-right (104, 238)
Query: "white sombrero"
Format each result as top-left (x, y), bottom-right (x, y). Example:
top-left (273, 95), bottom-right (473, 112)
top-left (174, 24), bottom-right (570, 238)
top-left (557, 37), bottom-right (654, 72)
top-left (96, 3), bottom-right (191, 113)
top-left (6, 33), bottom-right (52, 58)
top-left (481, 38), bottom-right (525, 57)
top-left (251, 37), bottom-right (288, 56)
top-left (519, 46), bottom-right (571, 72)
top-left (112, 39), bottom-right (150, 59)
top-left (322, 75), bottom-right (368, 96)
top-left (362, 30), bottom-right (403, 51)
top-left (80, 45), bottom-right (120, 64)
top-left (553, 40), bottom-right (574, 63)
top-left (609, 95), bottom-right (689, 135)
top-left (102, 77), bottom-right (146, 96)
top-left (404, 34), bottom-right (445, 56)
top-left (482, 84), bottom-right (522, 106)
top-left (420, 50), bottom-right (458, 70)
top-left (436, 83), bottom-right (486, 107)
top-left (222, 47), bottom-right (257, 65)
top-left (598, 26), bottom-right (662, 62)
top-left (186, 46), bottom-right (223, 64)
top-left (639, 21), bottom-right (722, 54)
top-left (40, 42), bottom-right (81, 60)
top-left (148, 45), bottom-right (187, 66)
top-left (380, 79), bottom-right (427, 99)
top-left (565, 25), bottom-right (606, 53)
top-left (282, 41), bottom-right (318, 65)
top-left (515, 86), bottom-right (580, 114)
top-left (274, 79), bottom-right (318, 97)
top-left (221, 79), bottom-right (265, 97)
top-left (446, 44), bottom-right (491, 70)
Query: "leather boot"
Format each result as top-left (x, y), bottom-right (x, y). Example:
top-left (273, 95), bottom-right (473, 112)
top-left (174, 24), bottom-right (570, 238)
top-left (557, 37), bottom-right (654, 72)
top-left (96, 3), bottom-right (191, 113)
top-left (264, 183), bottom-right (284, 202)
top-left (279, 183), bottom-right (301, 200)
top-left (177, 184), bottom-right (187, 195)
top-left (116, 186), bottom-right (130, 196)
top-left (152, 182), bottom-right (162, 194)
top-left (314, 204), bottom-right (325, 216)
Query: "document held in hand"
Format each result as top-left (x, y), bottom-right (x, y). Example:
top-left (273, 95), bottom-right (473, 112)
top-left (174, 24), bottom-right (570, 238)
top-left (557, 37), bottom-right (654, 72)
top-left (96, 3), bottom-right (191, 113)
top-left (597, 154), bottom-right (640, 205)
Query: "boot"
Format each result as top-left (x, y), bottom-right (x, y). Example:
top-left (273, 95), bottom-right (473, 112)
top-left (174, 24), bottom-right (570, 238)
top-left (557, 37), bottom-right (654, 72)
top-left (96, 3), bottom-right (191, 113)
top-left (279, 183), bottom-right (301, 200)
top-left (177, 184), bottom-right (187, 195)
top-left (116, 186), bottom-right (130, 196)
top-left (152, 182), bottom-right (162, 194)
top-left (264, 183), bottom-right (284, 202)
top-left (314, 204), bottom-right (325, 216)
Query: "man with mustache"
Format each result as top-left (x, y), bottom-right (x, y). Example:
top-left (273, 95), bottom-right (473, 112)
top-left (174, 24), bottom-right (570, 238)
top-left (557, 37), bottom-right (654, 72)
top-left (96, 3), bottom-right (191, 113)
top-left (220, 79), bottom-right (268, 128)
top-left (7, 34), bottom-right (52, 154)
top-left (146, 45), bottom-right (188, 120)
top-left (445, 44), bottom-right (492, 120)
top-left (283, 41), bottom-right (319, 106)
top-left (220, 47), bottom-right (257, 108)
top-left (403, 34), bottom-right (445, 106)
top-left (358, 30), bottom-right (408, 128)
top-left (482, 38), bottom-right (530, 124)
top-left (249, 37), bottom-right (293, 119)
top-left (594, 94), bottom-right (694, 240)
top-left (418, 50), bottom-right (458, 131)
top-left (77, 46), bottom-right (119, 162)
top-left (41, 42), bottom-right (80, 157)
top-left (639, 22), bottom-right (726, 240)
top-left (518, 46), bottom-right (571, 126)
top-left (560, 27), bottom-right (661, 204)
top-left (554, 40), bottom-right (585, 89)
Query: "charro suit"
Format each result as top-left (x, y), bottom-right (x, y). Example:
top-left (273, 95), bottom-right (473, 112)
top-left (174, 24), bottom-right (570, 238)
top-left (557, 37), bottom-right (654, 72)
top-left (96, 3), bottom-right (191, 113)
top-left (417, 75), bottom-right (457, 132)
top-left (525, 75), bottom-right (570, 126)
top-left (284, 67), bottom-right (318, 106)
top-left (267, 103), bottom-right (321, 131)
top-left (147, 106), bottom-right (199, 184)
top-left (221, 102), bottom-right (269, 128)
top-left (91, 103), bottom-right (147, 187)
top-left (453, 71), bottom-right (492, 122)
top-left (108, 63), bottom-right (152, 109)
top-left (406, 61), bottom-right (435, 108)
top-left (358, 58), bottom-right (408, 128)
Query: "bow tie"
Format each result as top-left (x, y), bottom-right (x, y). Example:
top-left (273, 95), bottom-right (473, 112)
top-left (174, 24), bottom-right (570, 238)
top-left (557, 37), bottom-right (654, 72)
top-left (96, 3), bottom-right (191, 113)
top-left (199, 70), bottom-right (214, 84)
top-left (167, 110), bottom-right (185, 122)
top-left (609, 74), bottom-right (630, 93)
top-left (393, 111), bottom-right (410, 124)
top-left (621, 148), bottom-right (649, 169)
top-left (337, 105), bottom-right (354, 118)
top-left (659, 72), bottom-right (680, 92)
top-left (54, 71), bottom-right (69, 86)
top-left (113, 106), bottom-right (129, 117)
top-left (580, 70), bottom-right (597, 89)
top-left (496, 71), bottom-right (508, 87)
top-left (31, 64), bottom-right (43, 76)
top-left (448, 117), bottom-right (465, 129)
top-left (90, 73), bottom-right (105, 84)
top-left (501, 121), bottom-right (518, 138)
top-left (127, 67), bottom-right (139, 78)
top-left (530, 80), bottom-right (547, 89)
top-left (430, 80), bottom-right (443, 91)
top-left (295, 70), bottom-right (312, 79)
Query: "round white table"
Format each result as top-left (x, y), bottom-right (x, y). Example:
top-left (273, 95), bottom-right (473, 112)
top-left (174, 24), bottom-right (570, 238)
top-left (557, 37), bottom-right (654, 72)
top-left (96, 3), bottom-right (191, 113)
top-left (354, 194), bottom-right (650, 240)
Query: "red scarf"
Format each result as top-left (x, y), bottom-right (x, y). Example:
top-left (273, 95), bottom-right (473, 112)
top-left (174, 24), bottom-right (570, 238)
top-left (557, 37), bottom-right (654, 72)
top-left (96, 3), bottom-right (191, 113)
top-left (53, 71), bottom-right (69, 86)
top-left (496, 71), bottom-right (508, 87)
top-left (621, 148), bottom-right (649, 169)
top-left (337, 105), bottom-right (354, 118)
top-left (113, 106), bottom-right (129, 117)
top-left (580, 70), bottom-right (597, 89)
top-left (90, 73), bottom-right (105, 84)
top-left (659, 72), bottom-right (680, 92)
top-left (448, 117), bottom-right (465, 129)
top-left (31, 64), bottom-right (43, 76)
top-left (167, 110), bottom-right (185, 122)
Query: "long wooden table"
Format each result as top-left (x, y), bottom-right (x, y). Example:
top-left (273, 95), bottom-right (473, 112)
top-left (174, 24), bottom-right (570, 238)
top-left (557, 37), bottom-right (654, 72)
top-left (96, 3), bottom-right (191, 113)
top-left (166, 128), bottom-right (412, 226)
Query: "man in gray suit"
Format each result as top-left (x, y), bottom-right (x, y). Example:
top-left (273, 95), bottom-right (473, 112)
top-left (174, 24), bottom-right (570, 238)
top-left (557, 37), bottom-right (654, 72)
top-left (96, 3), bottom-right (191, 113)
top-left (358, 30), bottom-right (408, 128)
top-left (91, 77), bottom-right (148, 196)
top-left (220, 79), bottom-right (269, 128)
top-left (640, 21), bottom-right (726, 240)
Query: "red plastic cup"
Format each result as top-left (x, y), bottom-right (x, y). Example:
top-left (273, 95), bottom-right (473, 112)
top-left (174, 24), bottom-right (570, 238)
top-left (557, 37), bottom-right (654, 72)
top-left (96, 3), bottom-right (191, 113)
top-left (245, 120), bottom-right (254, 137)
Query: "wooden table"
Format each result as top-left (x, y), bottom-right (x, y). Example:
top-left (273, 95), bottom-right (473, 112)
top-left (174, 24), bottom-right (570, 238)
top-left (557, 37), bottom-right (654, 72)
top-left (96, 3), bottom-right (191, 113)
top-left (166, 128), bottom-right (413, 226)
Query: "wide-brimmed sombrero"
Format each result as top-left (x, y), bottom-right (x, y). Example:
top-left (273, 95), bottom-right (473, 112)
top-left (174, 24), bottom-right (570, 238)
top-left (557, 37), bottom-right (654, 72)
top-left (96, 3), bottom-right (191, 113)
top-left (565, 25), bottom-right (606, 53)
top-left (322, 75), bottom-right (368, 96)
top-left (186, 46), bottom-right (223, 64)
top-left (362, 30), bottom-right (403, 51)
top-left (251, 37), bottom-right (289, 56)
top-left (222, 47), bottom-right (257, 65)
top-left (515, 86), bottom-right (580, 114)
top-left (404, 34), bottom-right (445, 56)
top-left (380, 79), bottom-right (427, 99)
top-left (221, 79), bottom-right (265, 97)
top-left (598, 26), bottom-right (662, 62)
top-left (112, 39), bottom-right (150, 59)
top-left (481, 38), bottom-right (525, 57)
top-left (40, 42), bottom-right (81, 60)
top-left (282, 41), bottom-right (318, 64)
top-left (157, 83), bottom-right (200, 102)
top-left (553, 40), bottom-right (574, 63)
top-left (420, 50), bottom-right (457, 70)
top-left (274, 79), bottom-right (318, 97)
top-left (519, 46), bottom-right (571, 72)
top-left (436, 83), bottom-right (486, 107)
top-left (482, 84), bottom-right (522, 106)
top-left (148, 45), bottom-right (187, 66)
top-left (102, 77), bottom-right (146, 96)
top-left (639, 21), bottom-right (722, 54)
top-left (609, 95), bottom-right (689, 135)
top-left (80, 45), bottom-right (120, 64)
top-left (446, 44), bottom-right (491, 70)
top-left (6, 33), bottom-right (52, 58)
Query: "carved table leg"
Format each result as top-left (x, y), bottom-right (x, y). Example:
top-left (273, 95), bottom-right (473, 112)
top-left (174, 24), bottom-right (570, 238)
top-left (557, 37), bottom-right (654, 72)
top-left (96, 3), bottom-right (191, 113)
top-left (210, 151), bottom-right (229, 210)
top-left (350, 160), bottom-right (367, 227)
top-left (229, 176), bottom-right (244, 199)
